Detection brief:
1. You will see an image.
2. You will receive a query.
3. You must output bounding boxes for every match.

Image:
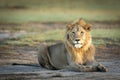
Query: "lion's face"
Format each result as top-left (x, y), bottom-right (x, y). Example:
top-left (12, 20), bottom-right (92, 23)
top-left (66, 19), bottom-right (92, 48)
top-left (68, 24), bottom-right (86, 48)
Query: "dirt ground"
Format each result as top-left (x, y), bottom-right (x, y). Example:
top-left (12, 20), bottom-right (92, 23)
top-left (0, 44), bottom-right (119, 80)
top-left (0, 22), bottom-right (120, 80)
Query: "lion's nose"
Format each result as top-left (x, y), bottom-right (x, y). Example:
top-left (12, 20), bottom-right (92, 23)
top-left (75, 39), bottom-right (80, 42)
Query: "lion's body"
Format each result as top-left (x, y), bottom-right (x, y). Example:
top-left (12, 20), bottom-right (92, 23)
top-left (38, 19), bottom-right (107, 72)
top-left (38, 43), bottom-right (68, 69)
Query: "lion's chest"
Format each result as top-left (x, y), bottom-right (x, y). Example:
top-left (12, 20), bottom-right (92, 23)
top-left (72, 51), bottom-right (87, 65)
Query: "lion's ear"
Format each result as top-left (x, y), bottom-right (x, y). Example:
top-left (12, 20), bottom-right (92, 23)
top-left (66, 24), bottom-right (73, 30)
top-left (78, 19), bottom-right (86, 26)
top-left (84, 23), bottom-right (93, 31)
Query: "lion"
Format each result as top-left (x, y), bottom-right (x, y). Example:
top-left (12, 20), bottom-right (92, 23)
top-left (38, 19), bottom-right (108, 72)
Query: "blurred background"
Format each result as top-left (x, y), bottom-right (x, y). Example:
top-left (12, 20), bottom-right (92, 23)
top-left (0, 0), bottom-right (119, 66)
top-left (0, 0), bottom-right (120, 22)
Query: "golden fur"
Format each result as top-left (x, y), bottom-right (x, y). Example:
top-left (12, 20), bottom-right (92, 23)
top-left (65, 19), bottom-right (94, 65)
top-left (38, 19), bottom-right (107, 72)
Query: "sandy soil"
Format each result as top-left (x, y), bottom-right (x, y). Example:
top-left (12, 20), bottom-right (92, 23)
top-left (0, 44), bottom-right (119, 80)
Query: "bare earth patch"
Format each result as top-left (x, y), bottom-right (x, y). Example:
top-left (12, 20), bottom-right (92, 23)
top-left (0, 44), bottom-right (119, 80)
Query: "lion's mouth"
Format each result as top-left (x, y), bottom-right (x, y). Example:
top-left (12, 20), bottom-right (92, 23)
top-left (73, 41), bottom-right (83, 48)
top-left (74, 44), bottom-right (82, 48)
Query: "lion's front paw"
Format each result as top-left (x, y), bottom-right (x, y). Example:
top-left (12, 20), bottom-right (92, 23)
top-left (97, 64), bottom-right (108, 72)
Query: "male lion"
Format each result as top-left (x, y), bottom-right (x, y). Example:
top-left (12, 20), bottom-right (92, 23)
top-left (38, 19), bottom-right (107, 72)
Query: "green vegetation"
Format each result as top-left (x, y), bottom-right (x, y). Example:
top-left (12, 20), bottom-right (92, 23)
top-left (91, 28), bottom-right (120, 46)
top-left (0, 0), bottom-right (120, 23)
top-left (91, 29), bottom-right (120, 40)
top-left (2, 28), bottom-right (120, 46)
top-left (0, 0), bottom-right (120, 47)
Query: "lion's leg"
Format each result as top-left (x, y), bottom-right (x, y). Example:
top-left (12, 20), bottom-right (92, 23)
top-left (85, 61), bottom-right (108, 72)
top-left (38, 43), bottom-right (56, 70)
top-left (62, 63), bottom-right (93, 72)
top-left (68, 63), bottom-right (95, 72)
top-left (91, 61), bottom-right (108, 72)
top-left (65, 62), bottom-right (107, 72)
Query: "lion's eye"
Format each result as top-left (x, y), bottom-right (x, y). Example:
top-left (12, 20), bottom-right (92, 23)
top-left (81, 31), bottom-right (84, 34)
top-left (72, 32), bottom-right (75, 34)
